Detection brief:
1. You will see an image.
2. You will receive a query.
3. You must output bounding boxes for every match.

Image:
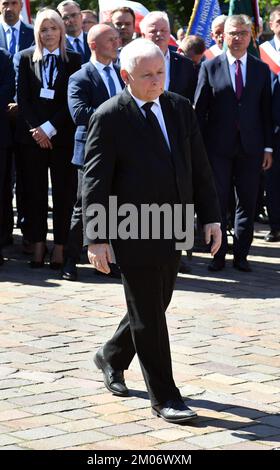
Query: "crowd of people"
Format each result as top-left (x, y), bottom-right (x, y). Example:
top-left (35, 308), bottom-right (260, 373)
top-left (0, 0), bottom-right (279, 277)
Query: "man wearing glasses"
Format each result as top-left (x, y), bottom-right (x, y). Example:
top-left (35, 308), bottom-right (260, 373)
top-left (57, 0), bottom-right (90, 63)
top-left (195, 14), bottom-right (273, 273)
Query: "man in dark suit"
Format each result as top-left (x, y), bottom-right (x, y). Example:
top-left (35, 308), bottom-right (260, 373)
top-left (0, 48), bottom-right (15, 265)
top-left (195, 14), bottom-right (273, 273)
top-left (139, 11), bottom-right (197, 103)
top-left (57, 0), bottom-right (90, 64)
top-left (0, 0), bottom-right (34, 248)
top-left (62, 23), bottom-right (124, 282)
top-left (82, 38), bottom-right (221, 423)
top-left (259, 6), bottom-right (280, 242)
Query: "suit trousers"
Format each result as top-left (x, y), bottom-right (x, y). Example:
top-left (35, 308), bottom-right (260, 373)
top-left (102, 252), bottom-right (182, 406)
top-left (0, 147), bottom-right (9, 247)
top-left (266, 133), bottom-right (280, 231)
top-left (210, 138), bottom-right (262, 260)
top-left (21, 144), bottom-right (77, 244)
top-left (65, 166), bottom-right (84, 261)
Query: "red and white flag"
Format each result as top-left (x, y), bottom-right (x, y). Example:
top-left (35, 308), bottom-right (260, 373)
top-left (99, 0), bottom-right (149, 33)
top-left (21, 0), bottom-right (32, 24)
top-left (259, 41), bottom-right (280, 75)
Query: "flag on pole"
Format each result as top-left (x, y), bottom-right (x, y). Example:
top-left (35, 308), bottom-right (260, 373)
top-left (187, 0), bottom-right (221, 48)
top-left (21, 0), bottom-right (32, 24)
top-left (228, 0), bottom-right (260, 56)
top-left (99, 0), bottom-right (149, 33)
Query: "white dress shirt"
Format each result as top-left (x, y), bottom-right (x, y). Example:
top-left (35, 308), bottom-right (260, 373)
top-left (40, 48), bottom-right (60, 139)
top-left (274, 34), bottom-right (280, 54)
top-left (164, 48), bottom-right (171, 91)
top-left (66, 31), bottom-right (85, 53)
top-left (129, 91), bottom-right (171, 150)
top-left (0, 19), bottom-right (20, 53)
top-left (91, 59), bottom-right (123, 96)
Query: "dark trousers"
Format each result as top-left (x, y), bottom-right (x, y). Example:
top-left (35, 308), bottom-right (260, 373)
top-left (102, 252), bottom-right (182, 406)
top-left (210, 144), bottom-right (262, 260)
top-left (21, 145), bottom-right (77, 244)
top-left (0, 147), bottom-right (9, 247)
top-left (266, 135), bottom-right (280, 231)
top-left (65, 166), bottom-right (84, 261)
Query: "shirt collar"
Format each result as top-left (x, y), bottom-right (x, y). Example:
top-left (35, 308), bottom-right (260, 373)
top-left (274, 35), bottom-right (280, 51)
top-left (1, 19), bottom-right (21, 33)
top-left (66, 31), bottom-right (84, 45)
top-left (42, 48), bottom-right (60, 57)
top-left (128, 89), bottom-right (160, 110)
top-left (91, 59), bottom-right (114, 72)
top-left (164, 48), bottom-right (170, 61)
top-left (226, 50), bottom-right (247, 65)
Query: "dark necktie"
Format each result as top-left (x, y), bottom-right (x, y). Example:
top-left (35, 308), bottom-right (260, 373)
top-left (142, 102), bottom-right (170, 155)
top-left (235, 59), bottom-right (243, 100)
top-left (9, 27), bottom-right (16, 55)
top-left (74, 37), bottom-right (85, 62)
top-left (103, 66), bottom-right (117, 97)
top-left (44, 54), bottom-right (56, 88)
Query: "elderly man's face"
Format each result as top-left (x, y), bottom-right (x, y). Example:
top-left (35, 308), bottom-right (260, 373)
top-left (142, 18), bottom-right (170, 54)
top-left (121, 54), bottom-right (165, 101)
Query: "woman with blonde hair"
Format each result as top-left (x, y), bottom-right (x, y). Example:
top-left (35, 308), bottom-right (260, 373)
top-left (16, 9), bottom-right (81, 268)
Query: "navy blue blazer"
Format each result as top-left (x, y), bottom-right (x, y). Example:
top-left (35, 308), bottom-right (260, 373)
top-left (68, 61), bottom-right (124, 166)
top-left (0, 21), bottom-right (34, 53)
top-left (195, 52), bottom-right (272, 159)
top-left (66, 33), bottom-right (90, 64)
top-left (0, 48), bottom-right (15, 147)
top-left (169, 50), bottom-right (196, 103)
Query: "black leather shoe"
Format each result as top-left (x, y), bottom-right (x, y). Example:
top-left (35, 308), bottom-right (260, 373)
top-left (208, 258), bottom-right (225, 272)
top-left (94, 348), bottom-right (128, 397)
top-left (152, 399), bottom-right (197, 424)
top-left (178, 260), bottom-right (192, 274)
top-left (264, 230), bottom-right (280, 242)
top-left (233, 258), bottom-right (252, 272)
top-left (62, 258), bottom-right (77, 281)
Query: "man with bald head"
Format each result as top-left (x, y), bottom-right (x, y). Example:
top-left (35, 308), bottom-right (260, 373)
top-left (140, 11), bottom-right (196, 102)
top-left (62, 24), bottom-right (124, 281)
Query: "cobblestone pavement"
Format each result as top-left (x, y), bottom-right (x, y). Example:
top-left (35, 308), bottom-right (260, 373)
top-left (0, 222), bottom-right (279, 451)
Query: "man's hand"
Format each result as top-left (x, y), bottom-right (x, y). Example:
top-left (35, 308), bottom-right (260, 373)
top-left (262, 151), bottom-right (273, 171)
top-left (204, 223), bottom-right (222, 256)
top-left (88, 243), bottom-right (112, 274)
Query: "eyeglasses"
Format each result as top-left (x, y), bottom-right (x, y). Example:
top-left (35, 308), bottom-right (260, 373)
top-left (226, 30), bottom-right (250, 38)
top-left (62, 12), bottom-right (81, 22)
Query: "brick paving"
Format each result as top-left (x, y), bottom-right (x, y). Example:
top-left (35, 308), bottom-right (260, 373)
top-left (0, 222), bottom-right (279, 450)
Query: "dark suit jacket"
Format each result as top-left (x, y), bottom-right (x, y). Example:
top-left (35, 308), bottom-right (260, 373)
top-left (82, 89), bottom-right (220, 265)
top-left (0, 48), bottom-right (15, 148)
top-left (0, 21), bottom-right (34, 52)
top-left (168, 50), bottom-right (197, 103)
top-left (194, 52), bottom-right (272, 159)
top-left (16, 47), bottom-right (81, 147)
top-left (68, 61), bottom-right (124, 166)
top-left (66, 33), bottom-right (90, 64)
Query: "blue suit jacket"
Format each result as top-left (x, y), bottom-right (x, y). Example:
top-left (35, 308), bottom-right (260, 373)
top-left (0, 48), bottom-right (15, 147)
top-left (68, 61), bottom-right (124, 166)
top-left (0, 21), bottom-right (34, 53)
top-left (66, 33), bottom-right (91, 64)
top-left (195, 52), bottom-right (272, 159)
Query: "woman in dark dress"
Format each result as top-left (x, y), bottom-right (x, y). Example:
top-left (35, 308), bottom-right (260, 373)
top-left (17, 9), bottom-right (81, 268)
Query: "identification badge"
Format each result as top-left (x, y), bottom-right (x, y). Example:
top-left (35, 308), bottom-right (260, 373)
top-left (40, 88), bottom-right (55, 100)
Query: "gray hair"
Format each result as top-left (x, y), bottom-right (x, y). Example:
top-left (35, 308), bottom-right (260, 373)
top-left (120, 38), bottom-right (164, 73)
top-left (211, 14), bottom-right (227, 32)
top-left (57, 0), bottom-right (81, 13)
top-left (224, 14), bottom-right (252, 32)
top-left (139, 11), bottom-right (170, 34)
